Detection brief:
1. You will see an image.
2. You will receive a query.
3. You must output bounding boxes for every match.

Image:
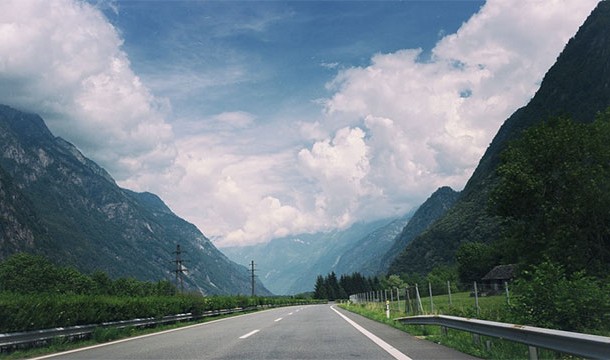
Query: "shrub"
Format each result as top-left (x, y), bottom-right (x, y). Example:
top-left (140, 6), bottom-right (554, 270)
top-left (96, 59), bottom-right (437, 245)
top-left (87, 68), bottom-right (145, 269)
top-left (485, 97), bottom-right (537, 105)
top-left (510, 261), bottom-right (610, 333)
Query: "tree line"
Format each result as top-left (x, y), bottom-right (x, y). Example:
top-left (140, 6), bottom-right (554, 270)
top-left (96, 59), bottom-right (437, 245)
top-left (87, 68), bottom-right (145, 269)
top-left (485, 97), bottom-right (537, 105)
top-left (0, 252), bottom-right (176, 296)
top-left (313, 272), bottom-right (382, 301)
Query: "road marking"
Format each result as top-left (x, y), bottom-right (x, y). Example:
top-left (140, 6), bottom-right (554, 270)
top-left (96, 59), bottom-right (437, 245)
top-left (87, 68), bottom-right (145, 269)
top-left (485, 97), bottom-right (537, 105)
top-left (239, 329), bottom-right (260, 339)
top-left (330, 306), bottom-right (413, 360)
top-left (288, 312), bottom-right (294, 315)
top-left (274, 317), bottom-right (283, 322)
top-left (30, 309), bottom-right (273, 359)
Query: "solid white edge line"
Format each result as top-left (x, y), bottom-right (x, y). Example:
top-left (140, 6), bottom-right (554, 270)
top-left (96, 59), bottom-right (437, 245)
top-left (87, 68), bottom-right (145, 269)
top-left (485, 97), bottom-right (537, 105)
top-left (239, 329), bottom-right (260, 339)
top-left (330, 305), bottom-right (413, 360)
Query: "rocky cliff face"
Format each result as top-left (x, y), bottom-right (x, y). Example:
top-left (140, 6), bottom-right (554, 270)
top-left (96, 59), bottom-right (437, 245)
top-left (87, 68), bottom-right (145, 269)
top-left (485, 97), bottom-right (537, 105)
top-left (0, 105), bottom-right (270, 295)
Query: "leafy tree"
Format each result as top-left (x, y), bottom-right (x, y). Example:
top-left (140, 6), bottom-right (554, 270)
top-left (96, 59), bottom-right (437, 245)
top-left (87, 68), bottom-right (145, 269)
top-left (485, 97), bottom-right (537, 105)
top-left (0, 253), bottom-right (62, 293)
top-left (426, 265), bottom-right (459, 294)
top-left (510, 261), bottom-right (610, 333)
top-left (455, 242), bottom-right (499, 284)
top-left (381, 274), bottom-right (406, 290)
top-left (490, 113), bottom-right (610, 276)
top-left (0, 253), bottom-right (176, 296)
top-left (91, 270), bottom-right (113, 295)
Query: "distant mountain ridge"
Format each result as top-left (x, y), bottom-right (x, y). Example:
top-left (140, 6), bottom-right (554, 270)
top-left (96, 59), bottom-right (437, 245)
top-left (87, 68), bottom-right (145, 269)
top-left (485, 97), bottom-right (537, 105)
top-left (223, 217), bottom-right (406, 294)
top-left (385, 186), bottom-right (459, 274)
top-left (389, 1), bottom-right (610, 275)
top-left (0, 105), bottom-right (270, 295)
top-left (333, 211), bottom-right (414, 277)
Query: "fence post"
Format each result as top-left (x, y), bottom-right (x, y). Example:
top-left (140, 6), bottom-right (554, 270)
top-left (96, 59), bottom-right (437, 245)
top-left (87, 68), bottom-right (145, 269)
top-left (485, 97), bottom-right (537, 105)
top-left (474, 281), bottom-right (480, 317)
top-left (415, 283), bottom-right (424, 314)
top-left (428, 282), bottom-right (434, 313)
top-left (505, 281), bottom-right (510, 305)
top-left (396, 287), bottom-right (401, 313)
top-left (447, 280), bottom-right (452, 306)
top-left (405, 287), bottom-right (411, 315)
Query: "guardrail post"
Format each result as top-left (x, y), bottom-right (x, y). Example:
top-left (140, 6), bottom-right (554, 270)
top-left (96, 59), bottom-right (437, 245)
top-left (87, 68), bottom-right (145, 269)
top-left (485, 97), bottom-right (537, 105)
top-left (528, 346), bottom-right (538, 360)
top-left (472, 333), bottom-right (480, 346)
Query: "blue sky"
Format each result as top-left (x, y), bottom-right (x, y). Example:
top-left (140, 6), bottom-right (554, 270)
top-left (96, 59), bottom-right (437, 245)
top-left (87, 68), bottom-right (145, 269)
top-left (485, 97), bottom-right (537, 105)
top-left (0, 0), bottom-right (600, 247)
top-left (101, 1), bottom-right (483, 123)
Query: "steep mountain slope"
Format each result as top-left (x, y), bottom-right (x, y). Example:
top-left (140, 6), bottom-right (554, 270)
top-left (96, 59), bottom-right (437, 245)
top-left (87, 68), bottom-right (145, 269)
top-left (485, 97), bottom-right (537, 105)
top-left (223, 217), bottom-right (400, 295)
top-left (390, 1), bottom-right (610, 275)
top-left (332, 211), bottom-right (414, 277)
top-left (384, 187), bottom-right (459, 274)
top-left (0, 105), bottom-right (270, 295)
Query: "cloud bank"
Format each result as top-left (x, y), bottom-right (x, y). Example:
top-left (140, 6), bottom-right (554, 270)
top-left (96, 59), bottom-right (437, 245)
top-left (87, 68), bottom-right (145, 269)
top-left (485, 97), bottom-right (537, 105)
top-left (0, 0), bottom-right (177, 181)
top-left (0, 0), bottom-right (600, 247)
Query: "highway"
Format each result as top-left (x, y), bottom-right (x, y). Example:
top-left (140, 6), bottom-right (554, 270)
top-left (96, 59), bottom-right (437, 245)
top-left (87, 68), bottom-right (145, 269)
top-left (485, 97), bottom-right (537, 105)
top-left (33, 304), bottom-right (479, 360)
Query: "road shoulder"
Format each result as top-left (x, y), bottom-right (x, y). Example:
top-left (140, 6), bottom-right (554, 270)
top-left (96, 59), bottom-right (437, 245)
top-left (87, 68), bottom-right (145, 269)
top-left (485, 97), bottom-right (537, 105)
top-left (333, 305), bottom-right (481, 360)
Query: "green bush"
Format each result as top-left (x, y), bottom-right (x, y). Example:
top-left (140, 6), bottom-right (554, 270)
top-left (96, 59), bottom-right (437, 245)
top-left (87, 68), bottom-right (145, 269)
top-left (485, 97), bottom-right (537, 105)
top-left (510, 261), bottom-right (610, 333)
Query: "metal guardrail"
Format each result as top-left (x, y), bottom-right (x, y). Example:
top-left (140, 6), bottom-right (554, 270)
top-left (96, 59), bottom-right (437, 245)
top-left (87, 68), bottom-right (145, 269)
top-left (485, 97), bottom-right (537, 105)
top-left (0, 304), bottom-right (294, 351)
top-left (396, 314), bottom-right (610, 360)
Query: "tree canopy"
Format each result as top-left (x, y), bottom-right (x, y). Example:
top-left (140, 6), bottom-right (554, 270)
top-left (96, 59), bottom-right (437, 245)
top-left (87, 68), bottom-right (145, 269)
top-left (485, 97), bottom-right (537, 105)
top-left (490, 111), bottom-right (610, 276)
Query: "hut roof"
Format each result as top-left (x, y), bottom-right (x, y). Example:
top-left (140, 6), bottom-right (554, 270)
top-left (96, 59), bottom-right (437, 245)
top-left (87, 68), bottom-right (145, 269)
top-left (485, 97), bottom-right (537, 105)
top-left (482, 264), bottom-right (516, 281)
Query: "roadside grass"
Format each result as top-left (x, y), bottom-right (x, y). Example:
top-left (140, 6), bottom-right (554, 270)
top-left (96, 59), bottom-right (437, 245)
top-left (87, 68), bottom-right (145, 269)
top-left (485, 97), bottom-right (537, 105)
top-left (339, 292), bottom-right (582, 360)
top-left (388, 290), bottom-right (510, 321)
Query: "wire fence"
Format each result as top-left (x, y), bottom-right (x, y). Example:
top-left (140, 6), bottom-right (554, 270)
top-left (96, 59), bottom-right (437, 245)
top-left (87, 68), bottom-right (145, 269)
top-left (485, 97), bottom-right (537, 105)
top-left (349, 281), bottom-right (511, 318)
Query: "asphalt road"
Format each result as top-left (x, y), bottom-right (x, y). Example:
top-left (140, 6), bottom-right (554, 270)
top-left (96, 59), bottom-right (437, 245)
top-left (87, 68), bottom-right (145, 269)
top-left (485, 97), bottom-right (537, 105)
top-left (33, 304), bottom-right (479, 360)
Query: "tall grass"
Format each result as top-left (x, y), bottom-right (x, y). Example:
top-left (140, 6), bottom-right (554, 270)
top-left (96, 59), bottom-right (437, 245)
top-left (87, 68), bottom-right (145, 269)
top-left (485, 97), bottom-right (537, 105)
top-left (340, 292), bottom-right (581, 359)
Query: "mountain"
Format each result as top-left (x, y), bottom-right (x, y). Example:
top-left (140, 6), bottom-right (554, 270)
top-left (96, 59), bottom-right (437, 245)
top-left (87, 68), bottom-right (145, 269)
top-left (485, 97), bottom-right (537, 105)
top-left (222, 217), bottom-right (404, 295)
top-left (332, 211), bottom-right (414, 277)
top-left (385, 186), bottom-right (460, 274)
top-left (389, 1), bottom-right (610, 275)
top-left (0, 105), bottom-right (271, 295)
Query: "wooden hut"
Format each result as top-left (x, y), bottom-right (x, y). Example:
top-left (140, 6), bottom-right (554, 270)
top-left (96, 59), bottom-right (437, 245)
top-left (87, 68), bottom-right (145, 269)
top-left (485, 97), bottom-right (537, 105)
top-left (481, 264), bottom-right (516, 295)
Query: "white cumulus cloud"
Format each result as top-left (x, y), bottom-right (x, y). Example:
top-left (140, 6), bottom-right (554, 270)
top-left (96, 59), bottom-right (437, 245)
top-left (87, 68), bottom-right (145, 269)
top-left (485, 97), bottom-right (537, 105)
top-left (0, 0), bottom-right (177, 181)
top-left (0, 0), bottom-right (600, 248)
top-left (309, 0), bottom-right (599, 221)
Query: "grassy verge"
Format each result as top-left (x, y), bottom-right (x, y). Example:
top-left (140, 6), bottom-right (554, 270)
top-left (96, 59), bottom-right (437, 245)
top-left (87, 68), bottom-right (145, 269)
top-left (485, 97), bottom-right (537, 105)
top-left (339, 292), bottom-right (582, 360)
